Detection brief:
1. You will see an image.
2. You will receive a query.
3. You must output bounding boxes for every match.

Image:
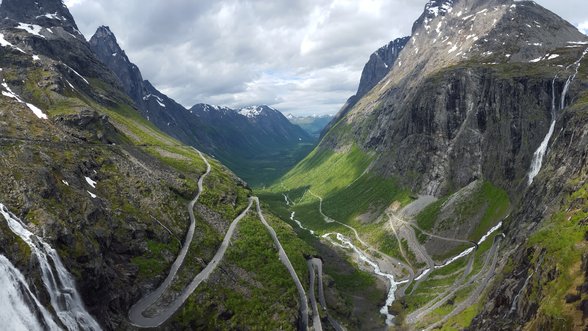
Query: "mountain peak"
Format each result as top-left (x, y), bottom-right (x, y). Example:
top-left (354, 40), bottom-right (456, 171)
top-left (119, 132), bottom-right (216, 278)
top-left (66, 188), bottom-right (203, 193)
top-left (94, 25), bottom-right (116, 39)
top-left (89, 26), bottom-right (124, 54)
top-left (89, 26), bottom-right (145, 102)
top-left (0, 0), bottom-right (79, 33)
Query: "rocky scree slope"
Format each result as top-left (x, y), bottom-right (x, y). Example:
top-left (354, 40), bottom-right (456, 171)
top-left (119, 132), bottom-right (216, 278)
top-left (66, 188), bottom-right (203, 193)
top-left (0, 0), bottom-right (316, 330)
top-left (89, 26), bottom-right (314, 187)
top-left (270, 0), bottom-right (588, 329)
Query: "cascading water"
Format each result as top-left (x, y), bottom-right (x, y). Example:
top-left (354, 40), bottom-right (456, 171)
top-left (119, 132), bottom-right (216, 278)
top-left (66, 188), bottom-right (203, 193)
top-left (322, 233), bottom-right (399, 326)
top-left (0, 254), bottom-right (62, 331)
top-left (0, 204), bottom-right (102, 331)
top-left (528, 47), bottom-right (588, 185)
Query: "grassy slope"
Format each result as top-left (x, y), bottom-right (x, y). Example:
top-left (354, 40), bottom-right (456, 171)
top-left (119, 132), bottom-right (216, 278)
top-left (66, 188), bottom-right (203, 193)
top-left (173, 212), bottom-right (315, 330)
top-left (523, 182), bottom-right (588, 329)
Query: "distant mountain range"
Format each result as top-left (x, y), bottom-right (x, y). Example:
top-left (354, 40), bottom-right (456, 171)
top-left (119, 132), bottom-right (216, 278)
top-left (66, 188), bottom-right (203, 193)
top-left (286, 113), bottom-right (334, 138)
top-left (89, 26), bottom-right (313, 186)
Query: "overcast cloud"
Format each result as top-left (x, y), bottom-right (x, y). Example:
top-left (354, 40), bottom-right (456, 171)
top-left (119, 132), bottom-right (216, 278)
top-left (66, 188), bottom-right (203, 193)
top-left (65, 0), bottom-right (588, 116)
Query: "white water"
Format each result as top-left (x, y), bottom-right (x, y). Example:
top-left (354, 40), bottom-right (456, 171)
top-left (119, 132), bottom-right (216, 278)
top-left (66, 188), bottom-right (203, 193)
top-left (0, 254), bottom-right (62, 331)
top-left (508, 271), bottom-right (533, 316)
top-left (414, 268), bottom-right (432, 281)
top-left (288, 192), bottom-right (400, 325)
top-left (322, 233), bottom-right (398, 326)
top-left (0, 204), bottom-right (102, 331)
top-left (290, 212), bottom-right (315, 235)
top-left (528, 47), bottom-right (588, 185)
top-left (434, 222), bottom-right (502, 270)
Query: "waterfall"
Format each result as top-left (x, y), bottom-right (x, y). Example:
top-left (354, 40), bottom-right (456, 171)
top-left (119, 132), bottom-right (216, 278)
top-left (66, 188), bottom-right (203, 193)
top-left (528, 47), bottom-right (588, 185)
top-left (0, 204), bottom-right (102, 331)
top-left (527, 78), bottom-right (557, 185)
top-left (0, 254), bottom-right (62, 331)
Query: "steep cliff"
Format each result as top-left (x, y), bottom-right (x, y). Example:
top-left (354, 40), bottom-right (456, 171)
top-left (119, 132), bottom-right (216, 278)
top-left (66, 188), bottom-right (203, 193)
top-left (322, 36), bottom-right (409, 137)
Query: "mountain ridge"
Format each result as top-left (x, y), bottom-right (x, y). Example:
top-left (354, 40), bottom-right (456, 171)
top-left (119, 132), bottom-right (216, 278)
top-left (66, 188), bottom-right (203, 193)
top-left (89, 25), bottom-right (314, 186)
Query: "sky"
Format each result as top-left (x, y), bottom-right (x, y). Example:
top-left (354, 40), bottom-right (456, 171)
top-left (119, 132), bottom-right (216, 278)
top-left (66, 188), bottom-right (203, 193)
top-left (65, 0), bottom-right (588, 116)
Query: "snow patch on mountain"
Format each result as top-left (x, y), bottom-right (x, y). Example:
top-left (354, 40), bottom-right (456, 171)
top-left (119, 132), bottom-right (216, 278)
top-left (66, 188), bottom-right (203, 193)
top-left (15, 23), bottom-right (45, 39)
top-left (238, 106), bottom-right (264, 118)
top-left (36, 13), bottom-right (66, 21)
top-left (143, 94), bottom-right (166, 107)
top-left (238, 105), bottom-right (278, 118)
top-left (1, 82), bottom-right (48, 119)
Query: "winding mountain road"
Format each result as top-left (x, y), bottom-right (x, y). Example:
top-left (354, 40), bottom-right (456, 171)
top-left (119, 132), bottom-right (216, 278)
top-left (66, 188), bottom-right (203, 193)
top-left (253, 197), bottom-right (309, 330)
top-left (129, 152), bottom-right (309, 329)
top-left (307, 259), bottom-right (323, 331)
top-left (129, 149), bottom-right (211, 327)
top-left (406, 235), bottom-right (501, 326)
top-left (307, 258), bottom-right (345, 331)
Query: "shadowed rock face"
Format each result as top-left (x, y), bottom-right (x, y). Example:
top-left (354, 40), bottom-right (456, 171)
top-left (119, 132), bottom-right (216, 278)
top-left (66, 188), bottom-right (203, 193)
top-left (89, 26), bottom-right (145, 104)
top-left (357, 37), bottom-right (411, 98)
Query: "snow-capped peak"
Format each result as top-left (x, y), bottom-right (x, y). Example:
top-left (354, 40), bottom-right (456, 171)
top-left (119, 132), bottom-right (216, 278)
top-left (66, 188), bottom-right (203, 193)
top-left (238, 105), bottom-right (278, 118)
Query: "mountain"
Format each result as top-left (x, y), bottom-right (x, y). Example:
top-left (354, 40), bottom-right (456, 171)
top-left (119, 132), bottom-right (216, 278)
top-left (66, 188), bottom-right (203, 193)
top-left (263, 0), bottom-right (588, 329)
top-left (0, 0), bottom-right (326, 330)
top-left (321, 36), bottom-right (410, 137)
top-left (89, 26), bottom-right (314, 187)
top-left (286, 114), bottom-right (334, 138)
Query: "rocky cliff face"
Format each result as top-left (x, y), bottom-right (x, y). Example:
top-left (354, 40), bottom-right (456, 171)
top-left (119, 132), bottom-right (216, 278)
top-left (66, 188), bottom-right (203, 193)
top-left (279, 0), bottom-right (588, 329)
top-left (356, 37), bottom-right (410, 98)
top-left (89, 26), bottom-right (145, 104)
top-left (89, 27), bottom-right (313, 186)
top-left (0, 0), bottom-right (80, 35)
top-left (322, 36), bottom-right (409, 137)
top-left (321, 0), bottom-right (587, 196)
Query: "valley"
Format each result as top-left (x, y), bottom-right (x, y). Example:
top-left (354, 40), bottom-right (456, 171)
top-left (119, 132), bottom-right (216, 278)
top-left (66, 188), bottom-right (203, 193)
top-left (0, 0), bottom-right (588, 330)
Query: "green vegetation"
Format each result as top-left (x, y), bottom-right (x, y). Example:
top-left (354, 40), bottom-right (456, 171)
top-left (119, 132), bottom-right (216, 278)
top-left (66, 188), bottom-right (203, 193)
top-left (279, 145), bottom-right (372, 196)
top-left (131, 240), bottom-right (179, 281)
top-left (416, 197), bottom-right (449, 232)
top-left (221, 141), bottom-right (316, 188)
top-left (173, 209), bottom-right (316, 329)
top-left (416, 181), bottom-right (509, 246)
top-left (525, 182), bottom-right (588, 325)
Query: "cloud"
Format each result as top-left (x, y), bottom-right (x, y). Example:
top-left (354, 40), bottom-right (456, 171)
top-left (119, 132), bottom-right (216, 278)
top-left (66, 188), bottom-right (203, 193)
top-left (67, 0), bottom-right (587, 116)
top-left (579, 21), bottom-right (588, 35)
top-left (66, 0), bottom-right (425, 115)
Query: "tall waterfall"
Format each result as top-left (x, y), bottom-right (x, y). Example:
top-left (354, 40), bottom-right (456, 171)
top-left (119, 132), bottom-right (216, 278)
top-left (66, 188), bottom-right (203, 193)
top-left (527, 77), bottom-right (557, 185)
top-left (0, 204), bottom-right (102, 331)
top-left (528, 47), bottom-right (588, 185)
top-left (0, 254), bottom-right (61, 331)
